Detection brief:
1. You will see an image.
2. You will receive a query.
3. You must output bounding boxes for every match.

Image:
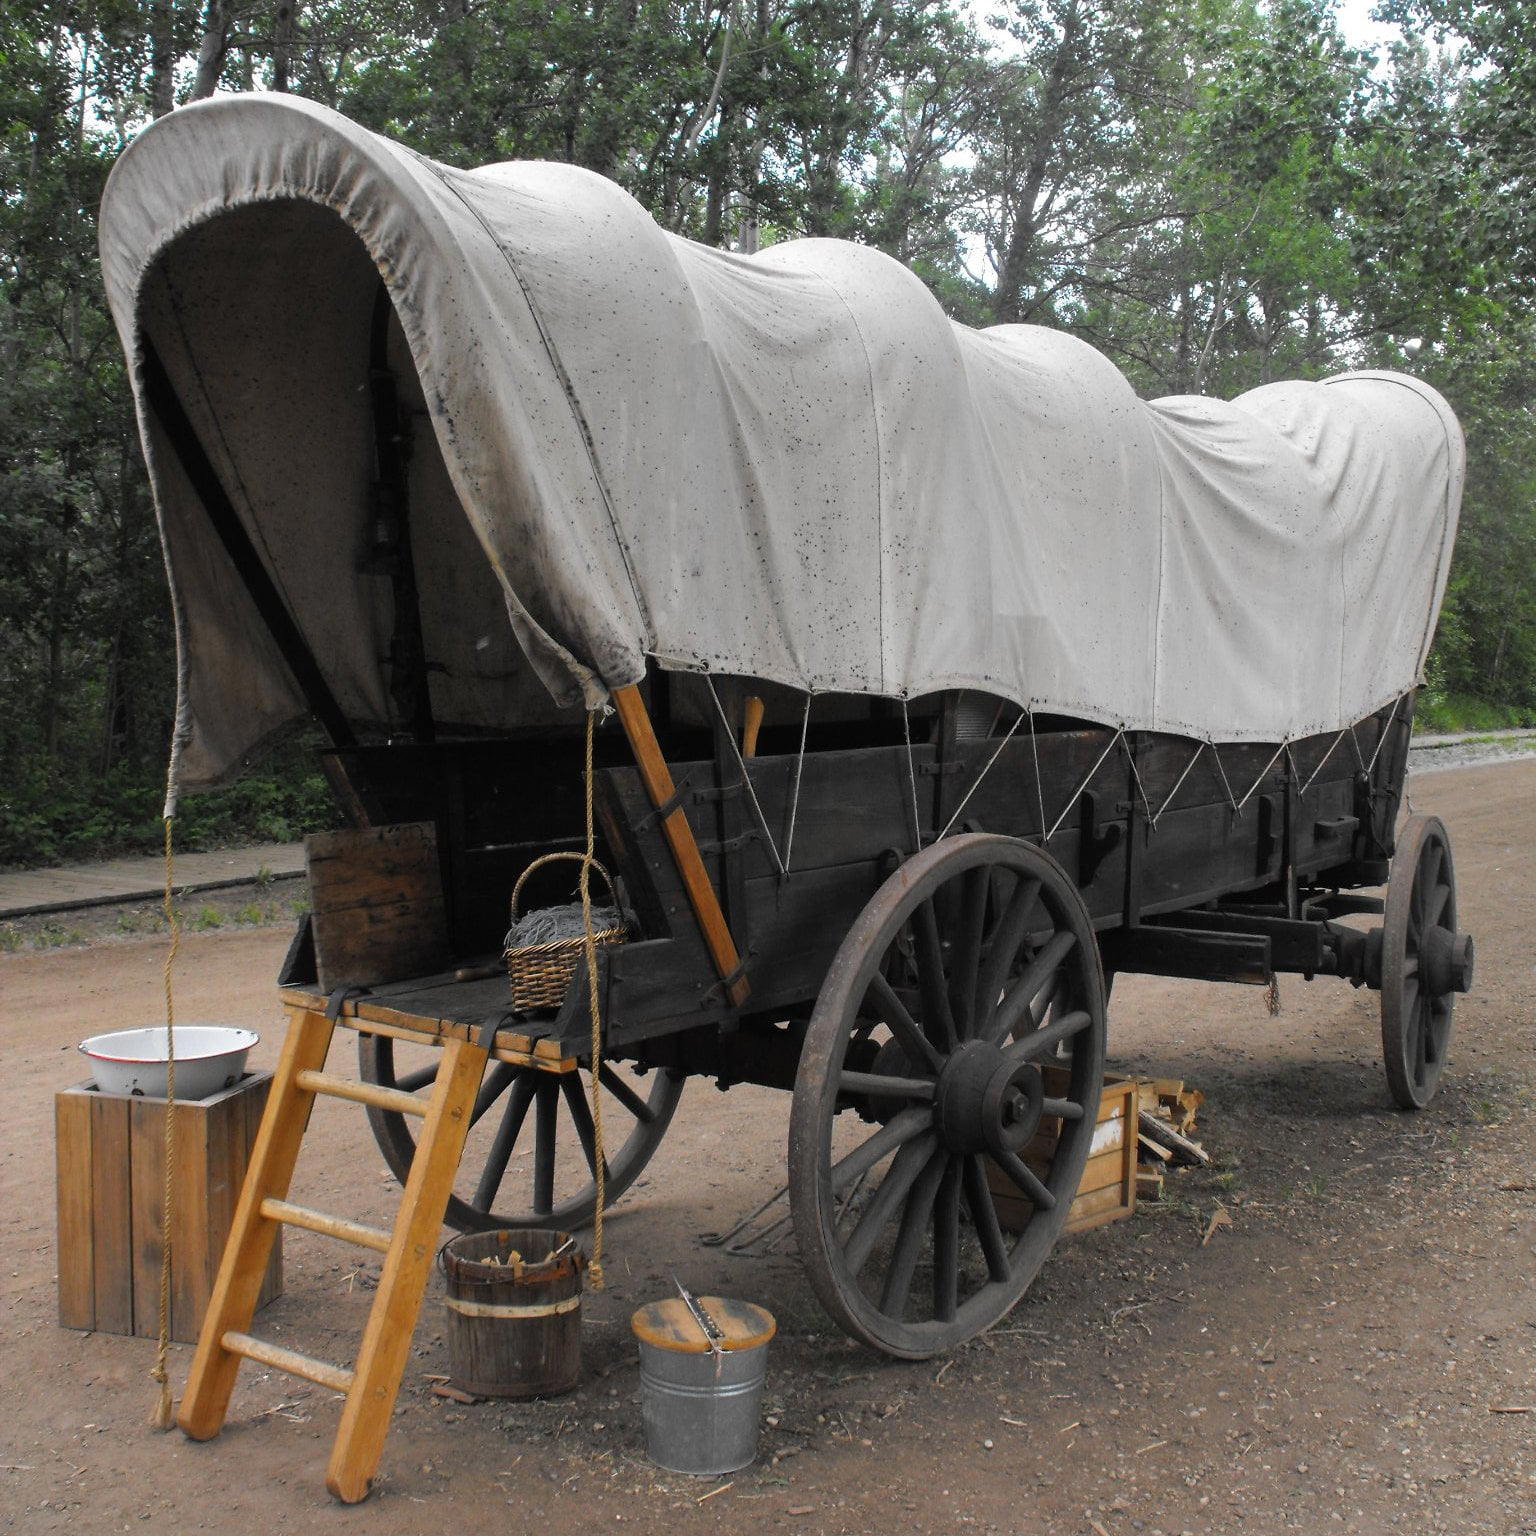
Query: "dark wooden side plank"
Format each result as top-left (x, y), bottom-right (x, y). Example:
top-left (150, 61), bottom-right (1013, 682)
top-left (307, 821), bottom-right (450, 989)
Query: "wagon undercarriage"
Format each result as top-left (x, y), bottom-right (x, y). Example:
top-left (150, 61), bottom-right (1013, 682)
top-left (265, 681), bottom-right (1474, 1360)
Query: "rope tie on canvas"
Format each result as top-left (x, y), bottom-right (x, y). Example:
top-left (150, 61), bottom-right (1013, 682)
top-left (579, 710), bottom-right (606, 1290)
top-left (1027, 707), bottom-right (1047, 840)
top-left (936, 708), bottom-right (1026, 841)
top-left (1234, 741), bottom-right (1290, 813)
top-left (1124, 730), bottom-right (1155, 823)
top-left (900, 698), bottom-right (922, 851)
top-left (1153, 740), bottom-right (1206, 828)
top-left (782, 691), bottom-right (813, 874)
top-left (1298, 729), bottom-right (1348, 796)
top-left (706, 677), bottom-right (786, 875)
top-left (1364, 701), bottom-right (1401, 776)
top-left (1045, 728), bottom-right (1125, 843)
top-left (1207, 738), bottom-right (1240, 811)
top-left (149, 810), bottom-right (180, 1430)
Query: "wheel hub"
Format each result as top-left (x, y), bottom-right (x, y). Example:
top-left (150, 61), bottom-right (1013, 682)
top-left (1420, 925), bottom-right (1474, 997)
top-left (935, 1041), bottom-right (1045, 1157)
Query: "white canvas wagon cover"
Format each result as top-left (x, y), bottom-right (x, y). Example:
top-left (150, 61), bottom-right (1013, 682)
top-left (100, 95), bottom-right (1463, 790)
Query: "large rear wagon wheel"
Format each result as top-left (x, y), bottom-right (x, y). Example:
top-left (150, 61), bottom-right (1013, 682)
top-left (1381, 814), bottom-right (1473, 1110)
top-left (359, 1036), bottom-right (684, 1232)
top-left (789, 834), bottom-right (1107, 1358)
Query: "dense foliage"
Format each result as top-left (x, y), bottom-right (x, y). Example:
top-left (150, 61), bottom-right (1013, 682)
top-left (1, 0), bottom-right (1531, 866)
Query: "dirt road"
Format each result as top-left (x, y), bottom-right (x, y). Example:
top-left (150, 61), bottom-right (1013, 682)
top-left (3, 761), bottom-right (1532, 1535)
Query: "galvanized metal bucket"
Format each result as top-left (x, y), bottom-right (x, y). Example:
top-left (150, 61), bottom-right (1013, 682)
top-left (440, 1228), bottom-right (583, 1398)
top-left (631, 1295), bottom-right (775, 1475)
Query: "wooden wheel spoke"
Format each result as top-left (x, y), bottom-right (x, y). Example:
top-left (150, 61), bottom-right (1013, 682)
top-left (932, 1157), bottom-right (962, 1322)
top-left (1041, 1096), bottom-right (1085, 1122)
top-left (865, 973), bottom-right (945, 1074)
top-left (470, 1061), bottom-right (516, 1126)
top-left (1002, 1008), bottom-right (1092, 1065)
top-left (1419, 842), bottom-right (1445, 920)
top-left (532, 1079), bottom-right (559, 1215)
top-left (472, 1074), bottom-right (535, 1211)
top-left (947, 866), bottom-right (991, 1037)
top-left (1030, 971), bottom-right (1062, 1030)
top-left (962, 1154), bottom-right (1011, 1283)
top-left (994, 1148), bottom-right (1056, 1212)
top-left (878, 1151), bottom-right (948, 1317)
top-left (912, 899), bottom-right (958, 1051)
top-left (597, 1063), bottom-right (658, 1123)
top-left (842, 1136), bottom-right (938, 1275)
top-left (987, 929), bottom-right (1076, 1044)
top-left (973, 876), bottom-right (1042, 1024)
top-left (560, 1073), bottom-right (609, 1179)
top-left (1427, 880), bottom-right (1452, 929)
top-left (829, 1106), bottom-right (933, 1193)
top-left (839, 1070), bottom-right (936, 1101)
top-left (393, 1062), bottom-right (439, 1094)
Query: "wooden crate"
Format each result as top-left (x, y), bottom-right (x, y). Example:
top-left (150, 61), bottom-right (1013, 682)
top-left (56, 1072), bottom-right (281, 1342)
top-left (987, 1073), bottom-right (1138, 1236)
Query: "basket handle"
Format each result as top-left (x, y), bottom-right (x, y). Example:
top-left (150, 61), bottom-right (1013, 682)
top-left (510, 851), bottom-right (619, 923)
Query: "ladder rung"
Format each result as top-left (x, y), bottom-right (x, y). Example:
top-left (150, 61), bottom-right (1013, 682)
top-left (222, 1331), bottom-right (355, 1395)
top-left (260, 1198), bottom-right (392, 1253)
top-left (295, 1069), bottom-right (426, 1117)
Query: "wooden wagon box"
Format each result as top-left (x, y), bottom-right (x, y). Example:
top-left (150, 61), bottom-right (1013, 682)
top-left (988, 1073), bottom-right (1139, 1236)
top-left (55, 1072), bottom-right (282, 1342)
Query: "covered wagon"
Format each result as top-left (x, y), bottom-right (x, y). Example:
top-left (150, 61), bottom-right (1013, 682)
top-left (100, 94), bottom-right (1472, 1497)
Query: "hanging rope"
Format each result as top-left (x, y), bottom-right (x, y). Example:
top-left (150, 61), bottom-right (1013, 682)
top-left (149, 812), bottom-right (180, 1430)
top-left (578, 710), bottom-right (607, 1291)
top-left (781, 692), bottom-right (813, 874)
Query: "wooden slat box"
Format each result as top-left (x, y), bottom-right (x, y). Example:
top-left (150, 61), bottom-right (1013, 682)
top-left (56, 1072), bottom-right (282, 1342)
top-left (988, 1072), bottom-right (1138, 1236)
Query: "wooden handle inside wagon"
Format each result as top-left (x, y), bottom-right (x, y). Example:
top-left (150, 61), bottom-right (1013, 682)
top-left (742, 695), bottom-right (765, 759)
top-left (610, 686), bottom-right (750, 1007)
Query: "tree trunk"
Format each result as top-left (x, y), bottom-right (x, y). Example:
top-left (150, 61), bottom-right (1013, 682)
top-left (191, 2), bottom-right (231, 100)
top-left (273, 2), bottom-right (300, 92)
top-left (149, 1), bottom-right (177, 116)
top-left (990, 1), bottom-right (1083, 325)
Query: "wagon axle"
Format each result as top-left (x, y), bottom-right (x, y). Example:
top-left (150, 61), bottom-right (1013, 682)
top-left (1324, 918), bottom-right (1473, 998)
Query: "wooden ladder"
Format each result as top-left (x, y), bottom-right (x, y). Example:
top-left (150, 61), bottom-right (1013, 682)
top-left (177, 1006), bottom-right (488, 1503)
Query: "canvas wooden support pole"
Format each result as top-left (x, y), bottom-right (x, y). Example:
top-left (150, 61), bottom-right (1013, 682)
top-left (609, 685), bottom-right (750, 1007)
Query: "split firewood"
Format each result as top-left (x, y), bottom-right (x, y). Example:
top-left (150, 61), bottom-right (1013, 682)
top-left (1138, 1109), bottom-right (1210, 1166)
top-left (1138, 1132), bottom-right (1173, 1163)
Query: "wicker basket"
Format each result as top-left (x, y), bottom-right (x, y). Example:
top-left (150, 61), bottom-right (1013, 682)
top-left (504, 852), bottom-right (627, 1012)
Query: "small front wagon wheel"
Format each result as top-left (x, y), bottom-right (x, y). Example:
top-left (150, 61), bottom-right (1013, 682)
top-left (360, 1037), bottom-right (684, 1231)
top-left (1381, 814), bottom-right (1473, 1110)
top-left (789, 834), bottom-right (1107, 1358)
